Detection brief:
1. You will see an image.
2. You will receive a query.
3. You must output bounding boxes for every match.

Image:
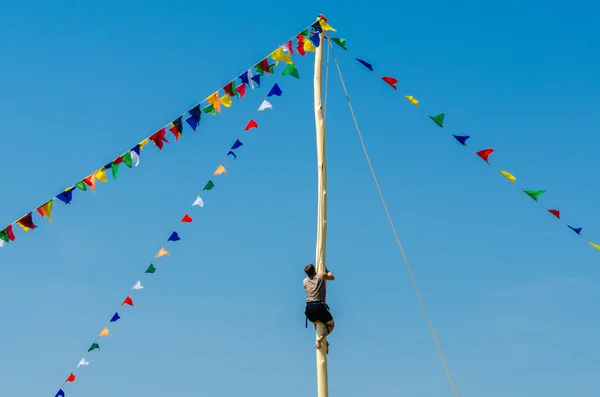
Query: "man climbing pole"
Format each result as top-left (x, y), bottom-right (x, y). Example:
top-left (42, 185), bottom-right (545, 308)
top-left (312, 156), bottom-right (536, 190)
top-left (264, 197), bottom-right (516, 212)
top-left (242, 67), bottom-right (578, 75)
top-left (303, 263), bottom-right (335, 350)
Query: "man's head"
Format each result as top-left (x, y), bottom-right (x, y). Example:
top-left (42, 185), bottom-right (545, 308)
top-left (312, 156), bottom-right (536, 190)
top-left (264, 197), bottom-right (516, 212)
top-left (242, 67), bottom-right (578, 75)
top-left (304, 263), bottom-right (316, 277)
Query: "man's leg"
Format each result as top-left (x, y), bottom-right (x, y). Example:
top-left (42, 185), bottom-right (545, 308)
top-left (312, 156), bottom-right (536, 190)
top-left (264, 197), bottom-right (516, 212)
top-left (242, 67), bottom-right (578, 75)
top-left (316, 319), bottom-right (335, 348)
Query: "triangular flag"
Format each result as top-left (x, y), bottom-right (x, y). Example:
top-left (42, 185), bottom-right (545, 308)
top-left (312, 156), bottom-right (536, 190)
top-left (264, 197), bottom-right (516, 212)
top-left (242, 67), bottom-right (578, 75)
top-left (381, 76), bottom-right (398, 90)
top-left (589, 242), bottom-right (600, 251)
top-left (181, 214), bottom-right (192, 222)
top-left (132, 280), bottom-right (144, 290)
top-left (193, 196), bottom-right (204, 207)
top-left (16, 213), bottom-right (36, 232)
top-left (169, 117), bottom-right (183, 140)
top-left (453, 135), bottom-right (470, 145)
top-left (568, 225), bottom-right (582, 234)
top-left (37, 200), bottom-right (54, 224)
top-left (66, 373), bottom-right (75, 383)
top-left (110, 162), bottom-right (119, 179)
top-left (331, 37), bottom-right (347, 50)
top-left (303, 39), bottom-right (316, 53)
top-left (131, 151), bottom-right (140, 167)
top-left (235, 83), bottom-right (246, 98)
top-left (168, 232), bottom-right (180, 241)
top-left (155, 247), bottom-right (169, 258)
top-left (77, 358), bottom-right (89, 367)
top-left (220, 94), bottom-right (232, 108)
top-left (231, 139), bottom-right (243, 150)
top-left (213, 165), bottom-right (226, 176)
top-left (548, 209), bottom-right (560, 219)
top-left (404, 95), bottom-right (419, 107)
top-left (297, 34), bottom-right (306, 55)
top-left (207, 92), bottom-right (220, 113)
top-left (281, 63), bottom-right (300, 79)
top-left (110, 312), bottom-right (120, 322)
top-left (499, 170), bottom-right (516, 183)
top-left (319, 18), bottom-right (336, 31)
top-left (523, 189), bottom-right (546, 201)
top-left (258, 100), bottom-right (272, 111)
top-left (149, 128), bottom-right (169, 150)
top-left (476, 148), bottom-right (494, 163)
top-left (267, 83), bottom-right (282, 97)
top-left (0, 240), bottom-right (4, 248)
top-left (223, 82), bottom-right (235, 97)
top-left (99, 327), bottom-right (110, 336)
top-left (145, 264), bottom-right (157, 274)
top-left (83, 174), bottom-right (97, 192)
top-left (88, 343), bottom-right (100, 352)
top-left (227, 151), bottom-right (237, 159)
top-left (186, 105), bottom-right (201, 131)
top-left (139, 138), bottom-right (150, 150)
top-left (251, 74), bottom-right (261, 87)
top-left (202, 104), bottom-right (217, 115)
top-left (94, 168), bottom-right (108, 183)
top-left (56, 187), bottom-right (74, 204)
top-left (311, 20), bottom-right (323, 33)
top-left (284, 40), bottom-right (294, 55)
top-left (355, 58), bottom-right (373, 71)
top-left (55, 390), bottom-right (65, 397)
top-left (75, 181), bottom-right (87, 191)
top-left (6, 225), bottom-right (15, 241)
top-left (121, 296), bottom-right (134, 306)
top-left (430, 113), bottom-right (445, 127)
top-left (244, 119), bottom-right (258, 130)
top-left (203, 180), bottom-right (215, 191)
top-left (269, 47), bottom-right (293, 65)
top-left (309, 33), bottom-right (320, 48)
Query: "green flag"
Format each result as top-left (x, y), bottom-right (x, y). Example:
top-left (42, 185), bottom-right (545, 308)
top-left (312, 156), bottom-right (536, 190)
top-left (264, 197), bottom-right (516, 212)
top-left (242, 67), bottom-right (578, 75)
top-left (111, 163), bottom-right (119, 180)
top-left (524, 189), bottom-right (546, 201)
top-left (145, 264), bottom-right (156, 274)
top-left (0, 228), bottom-right (9, 243)
top-left (332, 37), bottom-right (347, 51)
top-left (122, 152), bottom-right (133, 168)
top-left (88, 343), bottom-right (100, 352)
top-left (282, 64), bottom-right (300, 79)
top-left (202, 104), bottom-right (217, 115)
top-left (430, 113), bottom-right (445, 128)
top-left (75, 181), bottom-right (87, 191)
top-left (203, 180), bottom-right (215, 191)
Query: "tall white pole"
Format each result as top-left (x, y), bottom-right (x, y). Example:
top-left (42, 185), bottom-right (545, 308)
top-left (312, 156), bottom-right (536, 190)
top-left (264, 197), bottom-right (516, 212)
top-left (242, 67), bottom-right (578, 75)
top-left (313, 20), bottom-right (328, 397)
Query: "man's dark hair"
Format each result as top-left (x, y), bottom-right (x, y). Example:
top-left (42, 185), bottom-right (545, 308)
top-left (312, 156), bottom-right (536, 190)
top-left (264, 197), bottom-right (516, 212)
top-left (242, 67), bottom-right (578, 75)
top-left (304, 264), bottom-right (316, 277)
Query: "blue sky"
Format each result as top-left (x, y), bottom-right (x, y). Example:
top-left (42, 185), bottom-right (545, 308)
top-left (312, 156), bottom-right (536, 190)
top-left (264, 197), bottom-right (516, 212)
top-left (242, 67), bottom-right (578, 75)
top-left (1, 0), bottom-right (600, 396)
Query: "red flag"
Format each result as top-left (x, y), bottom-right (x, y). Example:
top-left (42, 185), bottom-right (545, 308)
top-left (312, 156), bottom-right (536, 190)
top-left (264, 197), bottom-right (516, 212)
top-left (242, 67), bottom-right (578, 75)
top-left (223, 82), bottom-right (235, 97)
top-left (7, 225), bottom-right (15, 241)
top-left (549, 209), bottom-right (560, 219)
top-left (286, 40), bottom-right (294, 55)
top-left (66, 373), bottom-right (76, 383)
top-left (181, 214), bottom-right (192, 223)
top-left (169, 124), bottom-right (182, 141)
top-left (235, 84), bottom-right (246, 98)
top-left (17, 213), bottom-right (36, 231)
top-left (113, 155), bottom-right (123, 165)
top-left (244, 119), bottom-right (258, 130)
top-left (381, 76), bottom-right (398, 90)
top-left (476, 148), bottom-right (494, 163)
top-left (297, 35), bottom-right (306, 56)
top-left (121, 296), bottom-right (134, 306)
top-left (149, 128), bottom-right (169, 150)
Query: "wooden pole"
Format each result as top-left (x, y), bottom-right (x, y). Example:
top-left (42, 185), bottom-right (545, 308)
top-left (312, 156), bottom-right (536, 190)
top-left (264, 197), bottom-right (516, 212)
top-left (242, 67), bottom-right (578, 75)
top-left (313, 20), bottom-right (328, 397)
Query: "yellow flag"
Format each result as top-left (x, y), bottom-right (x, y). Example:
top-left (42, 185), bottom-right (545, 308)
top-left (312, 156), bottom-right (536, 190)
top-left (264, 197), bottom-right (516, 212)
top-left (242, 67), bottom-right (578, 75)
top-left (95, 168), bottom-right (108, 183)
top-left (139, 138), bottom-right (150, 150)
top-left (156, 247), bottom-right (169, 258)
top-left (319, 19), bottom-right (336, 32)
top-left (269, 47), bottom-right (292, 65)
top-left (404, 95), bottom-right (419, 107)
top-left (499, 170), bottom-right (516, 183)
top-left (220, 94), bottom-right (232, 108)
top-left (303, 39), bottom-right (316, 53)
top-left (589, 242), bottom-right (600, 251)
top-left (38, 200), bottom-right (54, 224)
top-left (207, 92), bottom-right (220, 113)
top-left (214, 164), bottom-right (226, 176)
top-left (99, 328), bottom-right (109, 337)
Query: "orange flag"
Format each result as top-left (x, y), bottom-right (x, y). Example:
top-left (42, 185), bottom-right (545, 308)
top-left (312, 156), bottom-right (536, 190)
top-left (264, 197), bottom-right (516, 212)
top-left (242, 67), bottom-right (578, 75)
top-left (156, 247), bottom-right (169, 258)
top-left (37, 200), bottom-right (54, 224)
top-left (213, 165), bottom-right (226, 176)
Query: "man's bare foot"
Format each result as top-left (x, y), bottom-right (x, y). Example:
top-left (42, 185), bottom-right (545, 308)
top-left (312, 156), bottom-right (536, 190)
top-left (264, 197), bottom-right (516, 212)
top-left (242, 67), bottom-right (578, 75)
top-left (315, 336), bottom-right (325, 349)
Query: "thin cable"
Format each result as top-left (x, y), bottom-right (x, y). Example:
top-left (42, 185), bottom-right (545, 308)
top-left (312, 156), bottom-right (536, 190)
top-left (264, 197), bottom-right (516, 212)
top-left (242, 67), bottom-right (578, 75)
top-left (331, 46), bottom-right (460, 397)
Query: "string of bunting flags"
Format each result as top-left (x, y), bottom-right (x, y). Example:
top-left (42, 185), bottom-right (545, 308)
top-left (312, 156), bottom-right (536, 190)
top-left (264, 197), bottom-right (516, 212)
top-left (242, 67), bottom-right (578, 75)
top-left (50, 18), bottom-right (327, 397)
top-left (324, 34), bottom-right (600, 253)
top-left (0, 15), bottom-right (336, 250)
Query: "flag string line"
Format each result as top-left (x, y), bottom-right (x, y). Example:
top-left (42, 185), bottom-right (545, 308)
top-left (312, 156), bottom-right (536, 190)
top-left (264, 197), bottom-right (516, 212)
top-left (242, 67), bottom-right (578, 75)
top-left (330, 41), bottom-right (461, 397)
top-left (326, 34), bottom-right (598, 252)
top-left (1, 16), bottom-right (331, 249)
top-left (50, 68), bottom-right (295, 397)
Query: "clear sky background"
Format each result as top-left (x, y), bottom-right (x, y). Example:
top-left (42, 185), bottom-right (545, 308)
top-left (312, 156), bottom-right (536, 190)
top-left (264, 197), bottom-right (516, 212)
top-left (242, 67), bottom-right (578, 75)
top-left (1, 1), bottom-right (599, 396)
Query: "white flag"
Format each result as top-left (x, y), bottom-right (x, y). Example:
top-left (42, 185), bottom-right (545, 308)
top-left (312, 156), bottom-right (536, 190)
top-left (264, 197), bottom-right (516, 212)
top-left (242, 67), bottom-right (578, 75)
top-left (258, 100), bottom-right (272, 111)
top-left (193, 196), bottom-right (204, 207)
top-left (77, 358), bottom-right (89, 368)
top-left (247, 69), bottom-right (254, 89)
top-left (131, 151), bottom-right (140, 167)
top-left (0, 240), bottom-right (4, 248)
top-left (132, 280), bottom-right (144, 290)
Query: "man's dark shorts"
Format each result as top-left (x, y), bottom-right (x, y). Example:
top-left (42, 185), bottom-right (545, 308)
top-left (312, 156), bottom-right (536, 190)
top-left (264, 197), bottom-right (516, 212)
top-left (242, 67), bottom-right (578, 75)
top-left (305, 301), bottom-right (333, 324)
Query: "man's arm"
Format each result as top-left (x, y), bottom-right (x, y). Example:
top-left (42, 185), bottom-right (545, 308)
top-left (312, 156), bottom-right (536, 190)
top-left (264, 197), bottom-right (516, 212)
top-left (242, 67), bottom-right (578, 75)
top-left (320, 269), bottom-right (335, 280)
